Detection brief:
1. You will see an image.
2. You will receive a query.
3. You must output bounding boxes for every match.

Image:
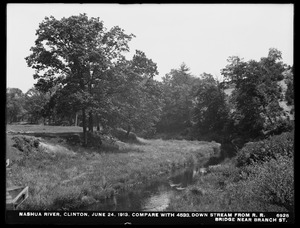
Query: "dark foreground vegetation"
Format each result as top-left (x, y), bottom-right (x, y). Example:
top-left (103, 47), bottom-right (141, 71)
top-left (167, 131), bottom-right (294, 212)
top-left (6, 14), bottom-right (294, 212)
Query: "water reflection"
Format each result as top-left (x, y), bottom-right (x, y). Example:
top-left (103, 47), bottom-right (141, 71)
top-left (84, 163), bottom-right (209, 211)
top-left (169, 168), bottom-right (195, 188)
top-left (142, 186), bottom-right (172, 211)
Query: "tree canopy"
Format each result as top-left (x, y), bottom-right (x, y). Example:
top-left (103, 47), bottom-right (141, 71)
top-left (156, 63), bottom-right (201, 134)
top-left (19, 14), bottom-right (294, 147)
top-left (6, 88), bottom-right (26, 124)
top-left (220, 48), bottom-right (291, 140)
top-left (25, 14), bottom-right (135, 145)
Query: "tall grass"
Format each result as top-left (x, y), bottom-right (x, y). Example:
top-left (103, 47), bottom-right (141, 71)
top-left (7, 134), bottom-right (217, 210)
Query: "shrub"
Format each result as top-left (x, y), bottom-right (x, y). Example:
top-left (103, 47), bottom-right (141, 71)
top-left (285, 80), bottom-right (294, 105)
top-left (81, 132), bottom-right (120, 151)
top-left (236, 131), bottom-right (294, 166)
top-left (137, 127), bottom-right (157, 139)
top-left (235, 131), bottom-right (294, 212)
top-left (250, 154), bottom-right (294, 212)
top-left (112, 128), bottom-right (139, 143)
top-left (265, 119), bottom-right (294, 136)
top-left (51, 188), bottom-right (83, 210)
top-left (86, 132), bottom-right (102, 148)
top-left (12, 136), bottom-right (40, 155)
top-left (65, 134), bottom-right (81, 145)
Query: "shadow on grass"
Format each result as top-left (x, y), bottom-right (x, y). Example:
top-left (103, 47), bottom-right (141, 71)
top-left (63, 138), bottom-right (146, 155)
top-left (203, 156), bottom-right (225, 167)
top-left (23, 131), bottom-right (146, 144)
top-left (116, 147), bottom-right (146, 154)
top-left (20, 132), bottom-right (82, 138)
top-left (12, 131), bottom-right (145, 155)
top-left (118, 138), bottom-right (147, 145)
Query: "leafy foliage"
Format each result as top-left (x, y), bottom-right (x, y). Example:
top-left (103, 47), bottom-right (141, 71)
top-left (25, 14), bottom-right (135, 145)
top-left (25, 87), bottom-right (50, 124)
top-left (192, 73), bottom-right (230, 141)
top-left (111, 50), bottom-right (162, 138)
top-left (156, 63), bottom-right (201, 133)
top-left (112, 128), bottom-right (139, 143)
top-left (284, 68), bottom-right (294, 105)
top-left (250, 154), bottom-right (294, 211)
top-left (21, 14), bottom-right (293, 150)
top-left (6, 88), bottom-right (27, 123)
top-left (236, 131), bottom-right (294, 166)
top-left (221, 48), bottom-right (289, 141)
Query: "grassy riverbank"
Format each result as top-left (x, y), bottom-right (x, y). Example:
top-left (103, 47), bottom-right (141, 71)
top-left (167, 131), bottom-right (294, 212)
top-left (6, 125), bottom-right (219, 210)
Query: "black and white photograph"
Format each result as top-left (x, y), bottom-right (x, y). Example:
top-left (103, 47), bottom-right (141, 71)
top-left (6, 3), bottom-right (294, 225)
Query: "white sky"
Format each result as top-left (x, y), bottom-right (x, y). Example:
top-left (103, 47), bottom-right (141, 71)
top-left (7, 3), bottom-right (294, 93)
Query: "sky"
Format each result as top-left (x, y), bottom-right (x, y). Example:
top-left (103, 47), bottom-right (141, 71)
top-left (7, 3), bottom-right (294, 93)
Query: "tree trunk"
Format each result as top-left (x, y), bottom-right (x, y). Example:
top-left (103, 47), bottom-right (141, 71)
top-left (126, 125), bottom-right (131, 139)
top-left (82, 108), bottom-right (87, 146)
top-left (96, 114), bottom-right (100, 131)
top-left (75, 112), bottom-right (78, 126)
top-left (87, 65), bottom-right (94, 133)
top-left (88, 110), bottom-right (93, 132)
top-left (266, 114), bottom-right (274, 125)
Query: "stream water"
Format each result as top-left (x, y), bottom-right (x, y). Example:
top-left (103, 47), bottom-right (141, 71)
top-left (82, 157), bottom-right (222, 211)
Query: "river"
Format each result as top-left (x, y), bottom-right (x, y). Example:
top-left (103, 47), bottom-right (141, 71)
top-left (82, 155), bottom-right (223, 211)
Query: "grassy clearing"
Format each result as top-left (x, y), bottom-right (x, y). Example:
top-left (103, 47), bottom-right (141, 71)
top-left (6, 125), bottom-right (218, 210)
top-left (6, 124), bottom-right (82, 134)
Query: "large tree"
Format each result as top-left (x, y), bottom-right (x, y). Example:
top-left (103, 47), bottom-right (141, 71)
top-left (6, 88), bottom-right (26, 124)
top-left (25, 14), bottom-right (135, 145)
top-left (221, 48), bottom-right (288, 140)
top-left (25, 87), bottom-right (50, 124)
top-left (192, 73), bottom-right (230, 141)
top-left (284, 67), bottom-right (294, 106)
top-left (157, 63), bottom-right (201, 134)
top-left (112, 50), bottom-right (162, 138)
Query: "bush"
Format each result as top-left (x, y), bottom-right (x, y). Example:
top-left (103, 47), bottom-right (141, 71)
top-left (236, 131), bottom-right (294, 166)
top-left (51, 187), bottom-right (83, 210)
top-left (250, 154), bottom-right (294, 212)
top-left (136, 127), bottom-right (157, 139)
top-left (235, 131), bottom-right (294, 212)
top-left (112, 128), bottom-right (139, 143)
top-left (65, 134), bottom-right (81, 145)
top-left (86, 132), bottom-right (102, 148)
top-left (12, 136), bottom-right (40, 156)
top-left (82, 132), bottom-right (120, 151)
top-left (285, 80), bottom-right (294, 105)
top-left (265, 119), bottom-right (294, 136)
